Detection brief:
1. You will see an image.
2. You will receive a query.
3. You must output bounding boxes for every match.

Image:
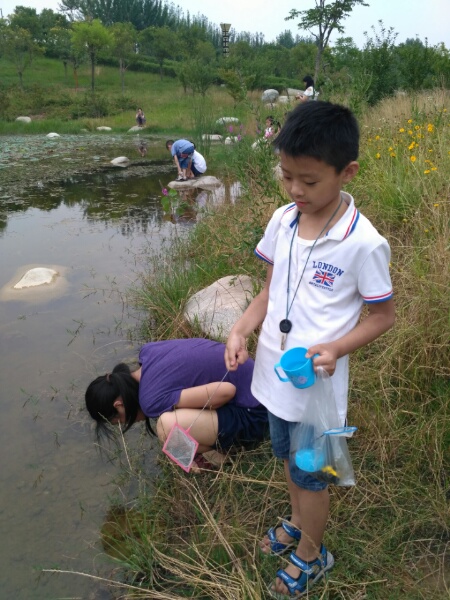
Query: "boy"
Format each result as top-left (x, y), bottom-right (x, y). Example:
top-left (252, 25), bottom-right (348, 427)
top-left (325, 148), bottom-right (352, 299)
top-left (166, 139), bottom-right (195, 181)
top-left (225, 101), bottom-right (395, 597)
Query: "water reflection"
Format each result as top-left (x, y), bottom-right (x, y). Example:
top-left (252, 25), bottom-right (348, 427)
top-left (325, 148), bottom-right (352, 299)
top-left (0, 163), bottom-right (241, 599)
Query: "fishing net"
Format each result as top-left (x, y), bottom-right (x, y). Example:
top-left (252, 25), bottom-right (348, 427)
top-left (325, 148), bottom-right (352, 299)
top-left (162, 423), bottom-right (199, 472)
top-left (162, 370), bottom-right (229, 473)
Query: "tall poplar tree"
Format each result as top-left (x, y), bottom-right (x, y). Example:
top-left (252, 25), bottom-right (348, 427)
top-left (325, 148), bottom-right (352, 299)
top-left (286, 0), bottom-right (368, 83)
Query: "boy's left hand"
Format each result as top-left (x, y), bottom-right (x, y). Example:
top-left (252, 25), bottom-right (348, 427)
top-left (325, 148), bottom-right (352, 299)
top-left (306, 343), bottom-right (338, 376)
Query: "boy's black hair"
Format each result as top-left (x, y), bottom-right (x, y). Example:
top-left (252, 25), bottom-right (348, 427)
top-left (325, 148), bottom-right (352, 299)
top-left (85, 363), bottom-right (155, 441)
top-left (273, 101), bottom-right (359, 172)
top-left (303, 75), bottom-right (314, 88)
top-left (165, 139), bottom-right (174, 149)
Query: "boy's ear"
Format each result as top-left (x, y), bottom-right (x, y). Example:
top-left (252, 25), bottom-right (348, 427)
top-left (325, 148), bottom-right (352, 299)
top-left (342, 161), bottom-right (359, 183)
top-left (113, 398), bottom-right (124, 409)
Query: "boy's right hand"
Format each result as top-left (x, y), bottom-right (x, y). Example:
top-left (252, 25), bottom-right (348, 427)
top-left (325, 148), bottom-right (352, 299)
top-left (225, 333), bottom-right (248, 370)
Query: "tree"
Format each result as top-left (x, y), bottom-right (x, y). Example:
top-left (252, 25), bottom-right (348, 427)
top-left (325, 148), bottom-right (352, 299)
top-left (110, 22), bottom-right (137, 93)
top-left (139, 26), bottom-right (174, 79)
top-left (47, 26), bottom-right (73, 78)
top-left (71, 19), bottom-right (112, 92)
top-left (286, 0), bottom-right (368, 83)
top-left (0, 25), bottom-right (42, 87)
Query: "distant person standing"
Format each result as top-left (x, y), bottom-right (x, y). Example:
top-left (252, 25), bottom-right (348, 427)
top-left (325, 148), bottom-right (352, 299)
top-left (166, 139), bottom-right (195, 181)
top-left (295, 76), bottom-right (318, 102)
top-left (187, 148), bottom-right (207, 178)
top-left (136, 108), bottom-right (146, 127)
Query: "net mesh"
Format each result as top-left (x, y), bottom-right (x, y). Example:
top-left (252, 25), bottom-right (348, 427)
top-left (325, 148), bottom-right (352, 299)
top-left (162, 423), bottom-right (199, 472)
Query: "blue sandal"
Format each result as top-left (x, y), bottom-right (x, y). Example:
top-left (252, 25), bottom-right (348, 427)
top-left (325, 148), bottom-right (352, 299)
top-left (272, 544), bottom-right (334, 597)
top-left (265, 517), bottom-right (301, 555)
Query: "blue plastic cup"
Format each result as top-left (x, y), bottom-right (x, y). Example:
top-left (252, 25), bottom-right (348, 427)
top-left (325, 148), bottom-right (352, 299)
top-left (295, 448), bottom-right (325, 472)
top-left (274, 347), bottom-right (316, 389)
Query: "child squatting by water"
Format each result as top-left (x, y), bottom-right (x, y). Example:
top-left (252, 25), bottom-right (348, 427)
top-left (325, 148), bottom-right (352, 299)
top-left (85, 338), bottom-right (268, 471)
top-left (225, 101), bottom-right (395, 597)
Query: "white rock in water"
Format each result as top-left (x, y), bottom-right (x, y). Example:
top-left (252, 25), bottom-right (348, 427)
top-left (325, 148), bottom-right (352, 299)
top-left (216, 117), bottom-right (240, 125)
top-left (16, 116), bottom-right (31, 123)
top-left (202, 134), bottom-right (223, 141)
top-left (14, 268), bottom-right (58, 289)
top-left (97, 126), bottom-right (112, 131)
top-left (110, 156), bottom-right (129, 165)
top-left (46, 132), bottom-right (60, 138)
top-left (192, 176), bottom-right (222, 189)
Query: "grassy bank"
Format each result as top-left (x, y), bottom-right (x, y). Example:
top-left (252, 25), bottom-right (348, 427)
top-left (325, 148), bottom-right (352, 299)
top-left (52, 91), bottom-right (449, 598)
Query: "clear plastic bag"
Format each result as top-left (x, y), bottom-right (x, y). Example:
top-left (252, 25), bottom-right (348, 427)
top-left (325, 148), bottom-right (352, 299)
top-left (290, 367), bottom-right (357, 486)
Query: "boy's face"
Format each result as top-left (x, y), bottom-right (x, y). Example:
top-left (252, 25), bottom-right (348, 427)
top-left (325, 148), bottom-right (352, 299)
top-left (280, 152), bottom-right (358, 218)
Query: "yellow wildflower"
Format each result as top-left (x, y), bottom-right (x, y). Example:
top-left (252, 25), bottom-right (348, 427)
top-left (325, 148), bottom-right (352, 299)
top-left (424, 169), bottom-right (431, 174)
top-left (408, 129), bottom-right (413, 135)
top-left (408, 142), bottom-right (416, 150)
top-left (428, 149), bottom-right (433, 152)
top-left (390, 152), bottom-right (396, 157)
top-left (407, 119), bottom-right (413, 124)
top-left (375, 135), bottom-right (380, 140)
top-left (399, 128), bottom-right (405, 133)
top-left (410, 155), bottom-right (417, 162)
top-left (431, 167), bottom-right (437, 171)
top-left (388, 146), bottom-right (393, 151)
top-left (424, 229), bottom-right (429, 233)
top-left (414, 125), bottom-right (420, 130)
top-left (375, 153), bottom-right (381, 159)
top-left (433, 203), bottom-right (439, 207)
top-left (427, 124), bottom-right (434, 132)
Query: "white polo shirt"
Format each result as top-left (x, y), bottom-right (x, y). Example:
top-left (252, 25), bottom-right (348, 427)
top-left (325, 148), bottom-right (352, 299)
top-left (251, 192), bottom-right (393, 423)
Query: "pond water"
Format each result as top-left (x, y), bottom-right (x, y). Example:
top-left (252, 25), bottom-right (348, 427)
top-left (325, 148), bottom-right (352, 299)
top-left (0, 135), bottom-right (237, 599)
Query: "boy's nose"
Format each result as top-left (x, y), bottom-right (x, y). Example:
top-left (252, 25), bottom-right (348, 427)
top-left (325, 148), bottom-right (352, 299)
top-left (290, 179), bottom-right (305, 197)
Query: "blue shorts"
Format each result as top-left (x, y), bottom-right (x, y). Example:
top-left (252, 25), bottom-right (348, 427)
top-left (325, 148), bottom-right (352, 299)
top-left (216, 405), bottom-right (269, 451)
top-left (268, 412), bottom-right (327, 492)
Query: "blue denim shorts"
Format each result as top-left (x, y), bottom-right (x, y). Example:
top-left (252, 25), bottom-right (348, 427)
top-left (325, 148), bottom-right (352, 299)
top-left (177, 144), bottom-right (194, 168)
top-left (268, 411), bottom-right (327, 492)
top-left (216, 405), bottom-right (269, 451)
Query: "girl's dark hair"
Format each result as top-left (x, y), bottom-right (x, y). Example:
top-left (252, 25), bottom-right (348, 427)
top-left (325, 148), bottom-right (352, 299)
top-left (85, 363), bottom-right (155, 440)
top-left (303, 75), bottom-right (314, 88)
top-left (273, 101), bottom-right (359, 172)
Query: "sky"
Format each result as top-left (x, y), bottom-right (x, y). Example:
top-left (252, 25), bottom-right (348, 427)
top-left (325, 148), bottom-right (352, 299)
top-left (0, 0), bottom-right (449, 49)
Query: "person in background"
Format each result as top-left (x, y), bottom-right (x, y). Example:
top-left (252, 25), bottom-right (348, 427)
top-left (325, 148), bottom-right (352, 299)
top-left (85, 338), bottom-right (269, 471)
top-left (136, 108), bottom-right (146, 127)
top-left (166, 139), bottom-right (195, 181)
top-left (296, 76), bottom-right (318, 102)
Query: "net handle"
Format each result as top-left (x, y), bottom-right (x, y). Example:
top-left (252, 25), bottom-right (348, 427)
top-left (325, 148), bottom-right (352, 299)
top-left (185, 370), bottom-right (229, 432)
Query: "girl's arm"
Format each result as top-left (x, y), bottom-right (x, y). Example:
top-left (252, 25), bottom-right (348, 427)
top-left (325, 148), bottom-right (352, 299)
top-left (225, 264), bottom-right (273, 370)
top-left (175, 382), bottom-right (236, 409)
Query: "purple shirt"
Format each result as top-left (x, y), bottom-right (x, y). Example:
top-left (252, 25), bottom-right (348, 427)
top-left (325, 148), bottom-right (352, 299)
top-left (138, 338), bottom-right (261, 418)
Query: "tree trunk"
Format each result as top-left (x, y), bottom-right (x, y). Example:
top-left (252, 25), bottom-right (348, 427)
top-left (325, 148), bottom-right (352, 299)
top-left (120, 58), bottom-right (125, 94)
top-left (90, 52), bottom-right (95, 92)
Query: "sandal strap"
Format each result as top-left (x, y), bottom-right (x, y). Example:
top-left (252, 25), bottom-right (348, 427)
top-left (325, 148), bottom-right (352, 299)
top-left (281, 520), bottom-right (301, 541)
top-left (289, 552), bottom-right (316, 575)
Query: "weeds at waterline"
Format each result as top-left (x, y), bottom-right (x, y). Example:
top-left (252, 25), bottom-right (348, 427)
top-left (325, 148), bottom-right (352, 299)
top-left (47, 91), bottom-right (449, 599)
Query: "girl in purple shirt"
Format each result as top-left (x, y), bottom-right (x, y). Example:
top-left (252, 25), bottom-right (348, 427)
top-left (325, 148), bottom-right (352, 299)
top-left (85, 338), bottom-right (268, 469)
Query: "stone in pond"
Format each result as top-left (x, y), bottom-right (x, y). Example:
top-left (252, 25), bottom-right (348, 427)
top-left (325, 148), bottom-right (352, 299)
top-left (14, 268), bottom-right (59, 289)
top-left (110, 156), bottom-right (130, 167)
